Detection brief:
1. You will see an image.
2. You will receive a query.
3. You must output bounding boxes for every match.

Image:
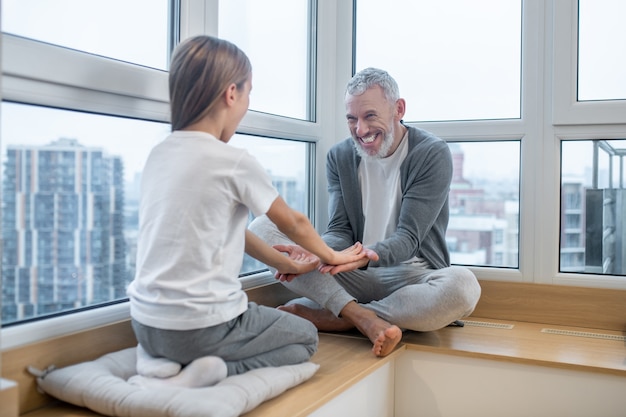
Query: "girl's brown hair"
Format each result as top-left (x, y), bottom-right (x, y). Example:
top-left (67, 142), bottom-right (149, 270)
top-left (169, 35), bottom-right (251, 131)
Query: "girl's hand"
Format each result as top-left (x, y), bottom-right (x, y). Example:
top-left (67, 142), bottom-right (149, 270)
top-left (273, 244), bottom-right (320, 282)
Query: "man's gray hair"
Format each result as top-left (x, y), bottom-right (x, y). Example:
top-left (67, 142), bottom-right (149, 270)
top-left (345, 67), bottom-right (400, 103)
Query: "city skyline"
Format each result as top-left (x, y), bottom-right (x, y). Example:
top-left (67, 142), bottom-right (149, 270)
top-left (2, 138), bottom-right (127, 324)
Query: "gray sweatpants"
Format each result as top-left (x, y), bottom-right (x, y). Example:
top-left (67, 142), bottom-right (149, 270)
top-left (249, 215), bottom-right (481, 332)
top-left (132, 302), bottom-right (318, 376)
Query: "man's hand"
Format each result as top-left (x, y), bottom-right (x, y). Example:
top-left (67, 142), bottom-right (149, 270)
top-left (272, 243), bottom-right (379, 280)
top-left (318, 245), bottom-right (379, 275)
top-left (273, 244), bottom-right (320, 282)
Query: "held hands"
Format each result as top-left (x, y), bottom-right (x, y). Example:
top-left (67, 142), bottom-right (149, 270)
top-left (272, 243), bottom-right (379, 282)
top-left (318, 244), bottom-right (379, 275)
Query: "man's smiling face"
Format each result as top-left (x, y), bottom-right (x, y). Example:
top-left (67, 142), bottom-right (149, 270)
top-left (345, 85), bottom-right (396, 159)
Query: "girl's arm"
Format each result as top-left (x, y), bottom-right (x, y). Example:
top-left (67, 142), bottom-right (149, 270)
top-left (244, 229), bottom-right (319, 276)
top-left (264, 196), bottom-right (372, 267)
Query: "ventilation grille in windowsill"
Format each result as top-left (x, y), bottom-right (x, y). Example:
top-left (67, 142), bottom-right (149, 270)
top-left (540, 328), bottom-right (626, 342)
top-left (462, 320), bottom-right (514, 329)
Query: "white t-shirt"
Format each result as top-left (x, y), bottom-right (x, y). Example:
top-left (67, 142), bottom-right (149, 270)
top-left (359, 131), bottom-right (409, 246)
top-left (127, 131), bottom-right (279, 330)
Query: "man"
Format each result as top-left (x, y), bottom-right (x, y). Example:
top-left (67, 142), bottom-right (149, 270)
top-left (249, 67), bottom-right (481, 357)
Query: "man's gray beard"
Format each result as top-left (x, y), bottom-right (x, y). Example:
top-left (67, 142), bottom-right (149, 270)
top-left (353, 129), bottom-right (394, 160)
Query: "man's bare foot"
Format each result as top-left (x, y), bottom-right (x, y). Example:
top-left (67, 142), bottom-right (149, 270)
top-left (371, 326), bottom-right (402, 357)
top-left (340, 302), bottom-right (402, 357)
top-left (278, 304), bottom-right (354, 332)
top-left (281, 301), bottom-right (402, 356)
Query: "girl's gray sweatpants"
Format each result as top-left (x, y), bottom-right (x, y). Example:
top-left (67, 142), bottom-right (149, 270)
top-left (132, 302), bottom-right (318, 376)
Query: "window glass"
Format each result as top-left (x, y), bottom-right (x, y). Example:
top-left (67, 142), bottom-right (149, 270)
top-left (355, 0), bottom-right (522, 122)
top-left (447, 141), bottom-right (520, 268)
top-left (578, 0), bottom-right (626, 101)
top-left (218, 0), bottom-right (311, 120)
top-left (560, 139), bottom-right (626, 276)
top-left (1, 0), bottom-right (170, 69)
top-left (229, 134), bottom-right (310, 275)
top-left (0, 102), bottom-right (168, 325)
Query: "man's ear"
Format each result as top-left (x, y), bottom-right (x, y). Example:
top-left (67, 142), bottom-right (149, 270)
top-left (395, 98), bottom-right (406, 120)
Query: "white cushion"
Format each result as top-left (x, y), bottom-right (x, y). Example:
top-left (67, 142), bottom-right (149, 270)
top-left (36, 347), bottom-right (319, 417)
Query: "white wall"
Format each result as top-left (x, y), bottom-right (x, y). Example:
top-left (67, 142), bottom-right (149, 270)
top-left (395, 350), bottom-right (626, 417)
top-left (309, 361), bottom-right (395, 417)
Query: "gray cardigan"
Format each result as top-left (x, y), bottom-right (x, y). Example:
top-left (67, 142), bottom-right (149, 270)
top-left (322, 125), bottom-right (452, 269)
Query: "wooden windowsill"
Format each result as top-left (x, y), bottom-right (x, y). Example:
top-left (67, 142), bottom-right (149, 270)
top-left (402, 317), bottom-right (626, 377)
top-left (11, 280), bottom-right (626, 416)
top-left (20, 317), bottom-right (626, 417)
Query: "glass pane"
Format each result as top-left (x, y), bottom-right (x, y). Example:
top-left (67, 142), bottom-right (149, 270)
top-left (447, 141), bottom-right (520, 268)
top-left (229, 134), bottom-right (310, 275)
top-left (355, 0), bottom-right (522, 122)
top-left (1, 102), bottom-right (168, 325)
top-left (1, 0), bottom-right (170, 69)
top-left (578, 0), bottom-right (626, 101)
top-left (560, 139), bottom-right (626, 276)
top-left (218, 0), bottom-right (310, 120)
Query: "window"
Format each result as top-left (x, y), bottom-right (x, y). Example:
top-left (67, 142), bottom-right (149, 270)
top-left (553, 0), bottom-right (626, 124)
top-left (230, 134), bottom-right (312, 275)
top-left (355, 0), bottom-right (522, 122)
top-left (447, 141), bottom-right (520, 268)
top-left (1, 0), bottom-right (172, 70)
top-left (352, 0), bottom-right (626, 289)
top-left (1, 1), bottom-right (319, 332)
top-left (577, 0), bottom-right (626, 101)
top-left (560, 139), bottom-right (626, 276)
top-left (3, 0), bottom-right (626, 346)
top-left (0, 103), bottom-right (168, 325)
top-left (354, 0), bottom-right (522, 271)
top-left (218, 0), bottom-right (313, 120)
top-left (0, 107), bottom-right (312, 325)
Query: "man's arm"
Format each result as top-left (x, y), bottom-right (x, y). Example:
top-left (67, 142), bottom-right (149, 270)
top-left (323, 142), bottom-right (360, 250)
top-left (369, 138), bottom-right (453, 267)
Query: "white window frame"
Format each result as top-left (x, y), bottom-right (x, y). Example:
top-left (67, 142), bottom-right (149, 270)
top-left (339, 0), bottom-right (626, 290)
top-left (0, 0), bottom-right (326, 347)
top-left (539, 0), bottom-right (626, 289)
top-left (3, 0), bottom-right (626, 351)
top-left (338, 0), bottom-right (539, 284)
top-left (552, 0), bottom-right (626, 125)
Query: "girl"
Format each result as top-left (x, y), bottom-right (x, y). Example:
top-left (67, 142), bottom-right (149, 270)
top-left (126, 35), bottom-right (370, 388)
